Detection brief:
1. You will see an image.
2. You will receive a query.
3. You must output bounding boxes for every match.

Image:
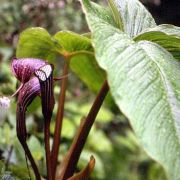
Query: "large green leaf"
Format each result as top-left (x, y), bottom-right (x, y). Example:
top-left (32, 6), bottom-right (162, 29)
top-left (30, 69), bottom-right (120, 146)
top-left (134, 24), bottom-right (180, 60)
top-left (81, 0), bottom-right (180, 179)
top-left (109, 0), bottom-right (156, 37)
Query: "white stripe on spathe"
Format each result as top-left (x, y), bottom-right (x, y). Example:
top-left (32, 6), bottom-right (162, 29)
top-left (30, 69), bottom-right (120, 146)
top-left (35, 65), bottom-right (52, 81)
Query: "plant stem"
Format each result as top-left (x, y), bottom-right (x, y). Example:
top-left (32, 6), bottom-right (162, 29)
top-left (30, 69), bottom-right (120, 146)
top-left (44, 120), bottom-right (52, 180)
top-left (51, 60), bottom-right (69, 179)
top-left (57, 80), bottom-right (109, 180)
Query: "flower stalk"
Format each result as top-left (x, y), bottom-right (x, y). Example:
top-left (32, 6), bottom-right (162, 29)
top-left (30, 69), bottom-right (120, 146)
top-left (51, 60), bottom-right (69, 179)
top-left (35, 64), bottom-right (55, 180)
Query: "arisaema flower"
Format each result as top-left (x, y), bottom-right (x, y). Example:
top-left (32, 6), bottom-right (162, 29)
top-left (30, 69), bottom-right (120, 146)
top-left (11, 58), bottom-right (55, 180)
top-left (12, 58), bottom-right (55, 124)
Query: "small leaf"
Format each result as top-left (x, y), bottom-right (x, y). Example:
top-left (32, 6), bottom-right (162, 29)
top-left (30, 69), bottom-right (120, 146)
top-left (134, 24), bottom-right (180, 60)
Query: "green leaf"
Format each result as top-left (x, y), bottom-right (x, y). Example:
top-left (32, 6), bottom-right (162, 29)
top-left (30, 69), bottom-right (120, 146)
top-left (81, 0), bottom-right (180, 179)
top-left (53, 31), bottom-right (114, 106)
top-left (109, 0), bottom-right (156, 37)
top-left (134, 24), bottom-right (180, 60)
top-left (16, 27), bottom-right (57, 62)
top-left (54, 31), bottom-right (103, 94)
top-left (53, 31), bottom-right (93, 53)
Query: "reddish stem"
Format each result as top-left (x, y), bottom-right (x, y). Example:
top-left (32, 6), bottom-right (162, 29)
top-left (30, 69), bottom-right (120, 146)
top-left (17, 108), bottom-right (41, 180)
top-left (44, 120), bottom-right (52, 180)
top-left (57, 80), bottom-right (109, 180)
top-left (21, 141), bottom-right (41, 180)
top-left (51, 61), bottom-right (69, 179)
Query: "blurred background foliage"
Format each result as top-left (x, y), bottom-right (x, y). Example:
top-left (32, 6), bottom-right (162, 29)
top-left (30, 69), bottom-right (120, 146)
top-left (0, 0), bottom-right (179, 179)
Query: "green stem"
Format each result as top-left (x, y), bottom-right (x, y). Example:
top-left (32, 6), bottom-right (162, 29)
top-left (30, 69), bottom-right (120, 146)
top-left (57, 80), bottom-right (109, 180)
top-left (51, 60), bottom-right (69, 179)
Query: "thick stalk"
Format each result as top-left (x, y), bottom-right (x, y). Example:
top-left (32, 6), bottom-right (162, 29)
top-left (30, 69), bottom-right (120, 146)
top-left (57, 80), bottom-right (109, 180)
top-left (51, 61), bottom-right (69, 179)
top-left (44, 120), bottom-right (52, 180)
